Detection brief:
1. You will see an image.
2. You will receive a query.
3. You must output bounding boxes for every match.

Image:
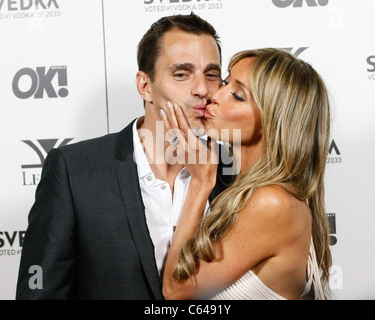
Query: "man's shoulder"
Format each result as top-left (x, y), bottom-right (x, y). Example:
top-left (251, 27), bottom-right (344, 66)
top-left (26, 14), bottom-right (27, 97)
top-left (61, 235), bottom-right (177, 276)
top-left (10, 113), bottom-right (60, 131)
top-left (57, 119), bottom-right (137, 158)
top-left (58, 132), bottom-right (118, 156)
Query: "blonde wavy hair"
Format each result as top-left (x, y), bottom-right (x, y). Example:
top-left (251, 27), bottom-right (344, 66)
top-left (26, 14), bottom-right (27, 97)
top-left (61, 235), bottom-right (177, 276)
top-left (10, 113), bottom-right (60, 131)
top-left (173, 48), bottom-right (332, 294)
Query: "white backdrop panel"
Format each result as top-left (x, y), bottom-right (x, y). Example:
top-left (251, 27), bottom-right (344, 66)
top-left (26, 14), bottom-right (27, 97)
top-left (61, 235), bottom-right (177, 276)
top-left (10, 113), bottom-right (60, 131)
top-left (0, 0), bottom-right (108, 299)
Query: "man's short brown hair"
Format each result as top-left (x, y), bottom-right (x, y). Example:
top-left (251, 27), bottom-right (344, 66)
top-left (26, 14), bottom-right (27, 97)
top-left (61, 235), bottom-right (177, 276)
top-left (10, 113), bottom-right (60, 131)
top-left (137, 12), bottom-right (222, 82)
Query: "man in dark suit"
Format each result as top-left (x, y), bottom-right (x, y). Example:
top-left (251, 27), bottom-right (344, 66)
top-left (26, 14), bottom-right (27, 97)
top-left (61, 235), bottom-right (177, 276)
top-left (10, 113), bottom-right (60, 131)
top-left (16, 13), bottom-right (234, 299)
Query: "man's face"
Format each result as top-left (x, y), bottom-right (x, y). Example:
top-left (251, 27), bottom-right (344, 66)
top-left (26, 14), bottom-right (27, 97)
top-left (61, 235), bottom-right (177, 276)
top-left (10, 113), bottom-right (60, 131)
top-left (148, 28), bottom-right (222, 134)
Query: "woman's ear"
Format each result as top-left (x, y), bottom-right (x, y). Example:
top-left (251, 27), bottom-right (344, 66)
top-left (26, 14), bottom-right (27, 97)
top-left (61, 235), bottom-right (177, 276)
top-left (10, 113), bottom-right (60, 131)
top-left (136, 71), bottom-right (152, 103)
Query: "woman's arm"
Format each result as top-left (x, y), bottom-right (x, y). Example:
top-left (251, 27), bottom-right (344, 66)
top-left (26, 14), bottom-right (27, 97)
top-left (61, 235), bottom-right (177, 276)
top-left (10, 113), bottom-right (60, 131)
top-left (160, 102), bottom-right (218, 298)
top-left (163, 183), bottom-right (309, 299)
top-left (162, 178), bottom-right (214, 299)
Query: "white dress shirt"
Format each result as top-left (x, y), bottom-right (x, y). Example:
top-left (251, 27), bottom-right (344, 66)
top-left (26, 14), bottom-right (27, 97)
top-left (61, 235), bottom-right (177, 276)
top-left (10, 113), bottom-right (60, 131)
top-left (132, 118), bottom-right (209, 276)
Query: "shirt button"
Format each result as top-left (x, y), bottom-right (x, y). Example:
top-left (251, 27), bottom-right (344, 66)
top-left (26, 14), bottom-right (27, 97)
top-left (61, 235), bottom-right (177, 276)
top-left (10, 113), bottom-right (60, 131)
top-left (161, 184), bottom-right (166, 190)
top-left (147, 175), bottom-right (152, 181)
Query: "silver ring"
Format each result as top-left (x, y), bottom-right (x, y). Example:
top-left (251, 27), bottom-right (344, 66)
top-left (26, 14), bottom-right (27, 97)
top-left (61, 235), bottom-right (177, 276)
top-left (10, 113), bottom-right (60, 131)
top-left (167, 135), bottom-right (179, 146)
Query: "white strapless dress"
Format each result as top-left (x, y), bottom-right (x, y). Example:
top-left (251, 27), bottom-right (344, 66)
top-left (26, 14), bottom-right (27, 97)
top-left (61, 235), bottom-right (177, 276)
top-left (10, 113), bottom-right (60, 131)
top-left (210, 238), bottom-right (325, 300)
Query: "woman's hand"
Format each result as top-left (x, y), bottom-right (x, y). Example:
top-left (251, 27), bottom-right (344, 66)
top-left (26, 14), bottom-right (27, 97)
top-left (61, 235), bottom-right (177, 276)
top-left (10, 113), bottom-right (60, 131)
top-left (160, 102), bottom-right (218, 188)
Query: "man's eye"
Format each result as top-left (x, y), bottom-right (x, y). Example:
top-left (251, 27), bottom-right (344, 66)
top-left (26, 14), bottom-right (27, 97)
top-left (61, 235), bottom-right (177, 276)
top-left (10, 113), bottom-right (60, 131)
top-left (173, 72), bottom-right (189, 80)
top-left (205, 73), bottom-right (220, 80)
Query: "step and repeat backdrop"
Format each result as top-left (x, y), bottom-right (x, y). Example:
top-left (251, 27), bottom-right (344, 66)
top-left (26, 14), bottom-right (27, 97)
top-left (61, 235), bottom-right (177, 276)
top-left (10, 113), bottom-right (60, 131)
top-left (1, 0), bottom-right (374, 300)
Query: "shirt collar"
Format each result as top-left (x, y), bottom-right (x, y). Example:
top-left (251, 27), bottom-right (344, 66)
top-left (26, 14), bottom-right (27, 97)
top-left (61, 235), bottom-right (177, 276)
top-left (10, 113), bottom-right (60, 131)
top-left (132, 117), bottom-right (191, 183)
top-left (132, 117), bottom-right (153, 180)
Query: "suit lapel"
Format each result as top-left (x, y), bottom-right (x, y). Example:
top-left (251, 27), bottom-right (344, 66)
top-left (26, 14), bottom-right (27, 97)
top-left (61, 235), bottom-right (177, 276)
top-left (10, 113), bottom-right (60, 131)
top-left (209, 144), bottom-right (237, 203)
top-left (115, 120), bottom-right (163, 300)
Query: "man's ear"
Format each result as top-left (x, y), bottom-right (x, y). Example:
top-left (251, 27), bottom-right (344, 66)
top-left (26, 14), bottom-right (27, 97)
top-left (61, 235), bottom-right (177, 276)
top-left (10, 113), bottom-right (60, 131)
top-left (136, 71), bottom-right (152, 103)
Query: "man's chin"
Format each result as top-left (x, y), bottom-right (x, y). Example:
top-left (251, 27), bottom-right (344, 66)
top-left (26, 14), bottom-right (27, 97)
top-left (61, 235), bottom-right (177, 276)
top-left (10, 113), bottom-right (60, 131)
top-left (189, 118), bottom-right (207, 137)
top-left (191, 127), bottom-right (206, 137)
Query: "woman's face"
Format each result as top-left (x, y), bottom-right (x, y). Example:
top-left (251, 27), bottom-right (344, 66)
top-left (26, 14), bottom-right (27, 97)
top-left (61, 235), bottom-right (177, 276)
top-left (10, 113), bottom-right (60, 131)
top-left (204, 57), bottom-right (262, 146)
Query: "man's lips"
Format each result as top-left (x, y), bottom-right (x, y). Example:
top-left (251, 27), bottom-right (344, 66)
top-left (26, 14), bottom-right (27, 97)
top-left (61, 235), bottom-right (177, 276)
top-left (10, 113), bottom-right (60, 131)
top-left (193, 104), bottom-right (207, 117)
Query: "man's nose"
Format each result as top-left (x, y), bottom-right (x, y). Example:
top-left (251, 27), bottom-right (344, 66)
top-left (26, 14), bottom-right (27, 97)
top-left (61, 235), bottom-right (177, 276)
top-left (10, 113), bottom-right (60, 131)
top-left (192, 74), bottom-right (209, 98)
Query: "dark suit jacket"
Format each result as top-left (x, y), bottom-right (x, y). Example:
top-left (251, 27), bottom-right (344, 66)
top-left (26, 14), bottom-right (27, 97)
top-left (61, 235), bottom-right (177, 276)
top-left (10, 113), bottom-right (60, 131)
top-left (16, 119), bottom-right (234, 300)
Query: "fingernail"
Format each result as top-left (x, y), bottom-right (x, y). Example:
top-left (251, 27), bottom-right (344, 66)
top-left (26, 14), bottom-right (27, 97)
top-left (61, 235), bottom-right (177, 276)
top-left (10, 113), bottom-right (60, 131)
top-left (160, 109), bottom-right (165, 116)
top-left (167, 101), bottom-right (172, 109)
top-left (174, 103), bottom-right (178, 111)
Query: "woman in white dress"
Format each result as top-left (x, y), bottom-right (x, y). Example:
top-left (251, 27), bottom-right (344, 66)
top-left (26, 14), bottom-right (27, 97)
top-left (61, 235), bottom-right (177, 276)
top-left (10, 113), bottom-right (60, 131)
top-left (160, 48), bottom-right (332, 300)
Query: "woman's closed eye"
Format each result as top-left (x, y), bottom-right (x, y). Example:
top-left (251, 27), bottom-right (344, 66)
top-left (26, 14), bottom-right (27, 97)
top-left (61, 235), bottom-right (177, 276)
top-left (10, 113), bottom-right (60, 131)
top-left (231, 91), bottom-right (245, 102)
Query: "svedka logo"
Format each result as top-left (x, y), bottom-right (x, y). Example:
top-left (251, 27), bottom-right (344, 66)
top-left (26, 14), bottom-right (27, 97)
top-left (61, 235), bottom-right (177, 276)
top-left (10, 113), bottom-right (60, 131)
top-left (0, 0), bottom-right (61, 20)
top-left (272, 0), bottom-right (328, 8)
top-left (144, 0), bottom-right (223, 13)
top-left (13, 66), bottom-right (68, 99)
top-left (0, 0), bottom-right (59, 11)
top-left (0, 231), bottom-right (25, 257)
top-left (144, 0), bottom-right (221, 3)
top-left (21, 138), bottom-right (73, 186)
top-left (367, 55), bottom-right (375, 80)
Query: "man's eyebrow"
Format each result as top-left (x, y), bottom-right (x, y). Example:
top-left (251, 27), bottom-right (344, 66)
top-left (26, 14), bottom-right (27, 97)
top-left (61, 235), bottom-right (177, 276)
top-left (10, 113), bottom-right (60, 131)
top-left (169, 63), bottom-right (221, 73)
top-left (204, 63), bottom-right (221, 73)
top-left (169, 63), bottom-right (195, 71)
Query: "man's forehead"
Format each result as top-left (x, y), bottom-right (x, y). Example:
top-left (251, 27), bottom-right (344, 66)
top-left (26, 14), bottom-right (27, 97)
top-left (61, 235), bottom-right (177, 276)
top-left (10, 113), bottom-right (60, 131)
top-left (162, 29), bottom-right (219, 54)
top-left (156, 29), bottom-right (221, 72)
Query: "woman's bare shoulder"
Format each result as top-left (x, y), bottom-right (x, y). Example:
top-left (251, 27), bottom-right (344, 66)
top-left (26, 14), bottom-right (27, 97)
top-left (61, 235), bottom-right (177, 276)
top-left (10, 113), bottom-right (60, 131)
top-left (241, 185), bottom-right (310, 238)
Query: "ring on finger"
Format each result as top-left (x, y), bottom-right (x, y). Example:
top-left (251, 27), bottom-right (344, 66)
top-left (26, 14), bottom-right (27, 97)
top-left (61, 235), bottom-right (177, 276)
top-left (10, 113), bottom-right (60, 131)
top-left (167, 135), bottom-right (179, 147)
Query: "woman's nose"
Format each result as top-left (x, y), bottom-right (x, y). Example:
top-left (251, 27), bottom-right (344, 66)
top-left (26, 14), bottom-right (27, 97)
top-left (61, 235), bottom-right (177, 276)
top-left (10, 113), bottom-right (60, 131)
top-left (211, 88), bottom-right (221, 104)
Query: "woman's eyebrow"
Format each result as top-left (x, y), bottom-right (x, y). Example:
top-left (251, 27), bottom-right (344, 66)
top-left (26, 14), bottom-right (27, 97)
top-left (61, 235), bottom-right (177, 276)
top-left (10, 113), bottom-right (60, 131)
top-left (234, 79), bottom-right (250, 93)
